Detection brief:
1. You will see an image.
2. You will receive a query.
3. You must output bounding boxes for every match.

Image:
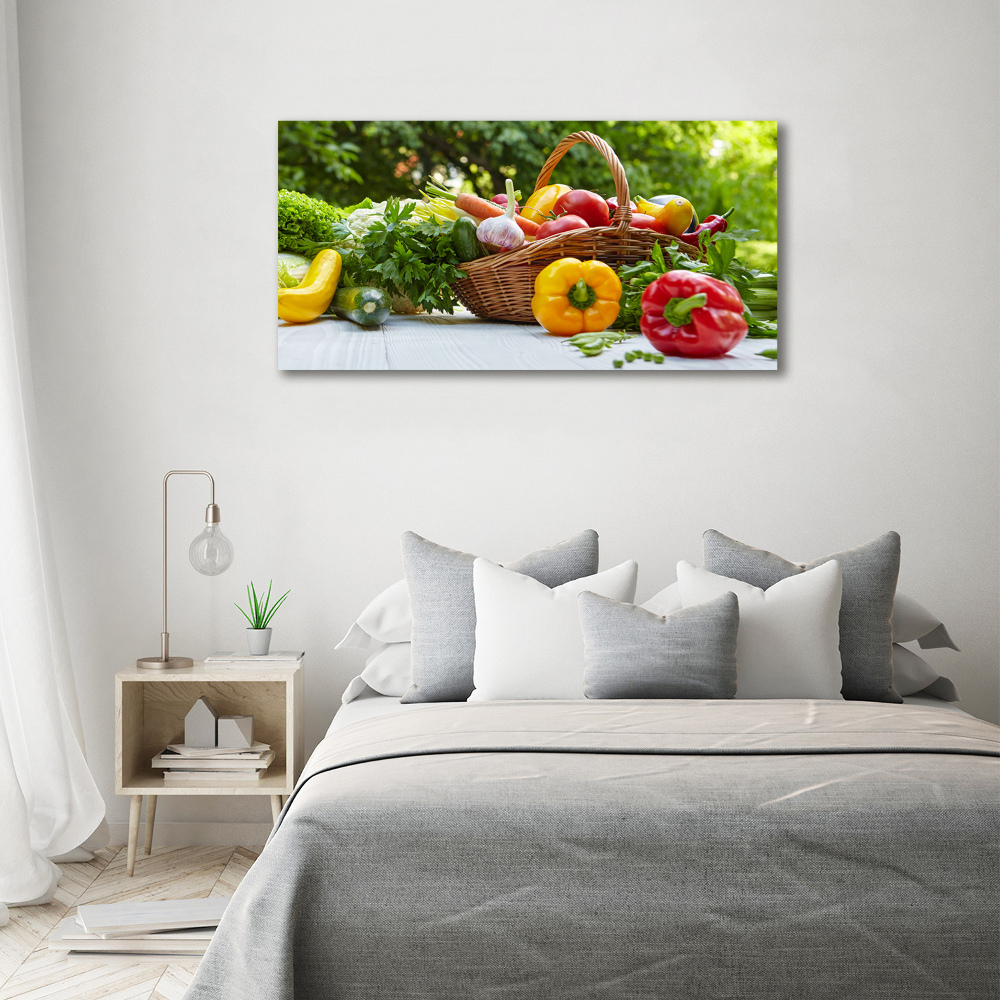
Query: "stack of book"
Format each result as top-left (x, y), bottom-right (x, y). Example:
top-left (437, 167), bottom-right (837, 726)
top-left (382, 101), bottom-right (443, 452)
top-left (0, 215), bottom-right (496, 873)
top-left (153, 742), bottom-right (274, 783)
top-left (49, 899), bottom-right (228, 958)
top-left (204, 650), bottom-right (304, 669)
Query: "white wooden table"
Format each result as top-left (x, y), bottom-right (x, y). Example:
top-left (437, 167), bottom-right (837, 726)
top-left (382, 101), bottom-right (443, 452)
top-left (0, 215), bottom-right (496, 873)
top-left (278, 312), bottom-right (778, 371)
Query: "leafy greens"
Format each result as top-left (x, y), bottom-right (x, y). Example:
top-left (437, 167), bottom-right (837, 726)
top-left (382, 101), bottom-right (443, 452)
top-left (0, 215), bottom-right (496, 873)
top-left (278, 189), bottom-right (345, 254)
top-left (345, 200), bottom-right (468, 314)
top-left (614, 229), bottom-right (778, 339)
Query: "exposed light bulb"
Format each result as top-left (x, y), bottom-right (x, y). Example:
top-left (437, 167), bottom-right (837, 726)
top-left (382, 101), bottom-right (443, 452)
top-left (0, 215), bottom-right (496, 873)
top-left (189, 523), bottom-right (234, 576)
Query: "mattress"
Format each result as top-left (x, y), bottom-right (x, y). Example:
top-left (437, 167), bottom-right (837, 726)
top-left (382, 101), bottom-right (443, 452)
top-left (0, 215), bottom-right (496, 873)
top-left (188, 695), bottom-right (998, 1000)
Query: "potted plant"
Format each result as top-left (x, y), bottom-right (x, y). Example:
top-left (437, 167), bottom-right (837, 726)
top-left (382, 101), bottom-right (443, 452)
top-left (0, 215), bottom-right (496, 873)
top-left (235, 581), bottom-right (290, 656)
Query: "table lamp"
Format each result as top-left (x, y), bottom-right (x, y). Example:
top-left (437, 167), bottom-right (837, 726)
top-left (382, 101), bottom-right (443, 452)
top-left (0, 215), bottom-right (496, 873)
top-left (137, 470), bottom-right (234, 670)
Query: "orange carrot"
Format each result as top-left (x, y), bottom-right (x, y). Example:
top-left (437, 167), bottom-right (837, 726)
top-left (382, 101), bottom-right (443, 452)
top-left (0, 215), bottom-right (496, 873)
top-left (452, 192), bottom-right (501, 217)
top-left (454, 193), bottom-right (542, 237)
top-left (512, 215), bottom-right (542, 237)
top-left (426, 182), bottom-right (541, 237)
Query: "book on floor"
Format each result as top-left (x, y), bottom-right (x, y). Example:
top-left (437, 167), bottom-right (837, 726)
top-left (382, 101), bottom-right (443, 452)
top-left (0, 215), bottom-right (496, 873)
top-left (74, 919), bottom-right (217, 941)
top-left (75, 898), bottom-right (228, 936)
top-left (49, 917), bottom-right (213, 955)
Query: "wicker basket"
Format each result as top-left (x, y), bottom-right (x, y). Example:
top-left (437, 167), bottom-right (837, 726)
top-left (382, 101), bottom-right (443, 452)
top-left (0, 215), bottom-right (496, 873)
top-left (451, 131), bottom-right (692, 323)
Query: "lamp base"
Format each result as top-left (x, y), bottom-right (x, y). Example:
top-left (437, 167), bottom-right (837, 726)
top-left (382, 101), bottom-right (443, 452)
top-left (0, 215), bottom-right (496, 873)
top-left (136, 656), bottom-right (194, 670)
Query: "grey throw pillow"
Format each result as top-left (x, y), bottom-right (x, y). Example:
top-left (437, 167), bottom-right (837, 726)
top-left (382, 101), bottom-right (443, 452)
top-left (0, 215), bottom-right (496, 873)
top-left (703, 529), bottom-right (901, 703)
top-left (401, 530), bottom-right (600, 703)
top-left (580, 591), bottom-right (739, 700)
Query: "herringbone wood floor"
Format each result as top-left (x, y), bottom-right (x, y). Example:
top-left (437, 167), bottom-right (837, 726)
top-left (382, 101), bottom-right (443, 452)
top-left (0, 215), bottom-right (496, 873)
top-left (0, 845), bottom-right (258, 1000)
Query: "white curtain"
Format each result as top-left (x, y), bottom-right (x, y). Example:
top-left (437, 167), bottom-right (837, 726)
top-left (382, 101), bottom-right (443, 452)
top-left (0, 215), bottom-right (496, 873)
top-left (0, 0), bottom-right (106, 916)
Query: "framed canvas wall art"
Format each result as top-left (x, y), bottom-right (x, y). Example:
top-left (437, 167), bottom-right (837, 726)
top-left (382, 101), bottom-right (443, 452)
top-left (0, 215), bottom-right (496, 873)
top-left (277, 121), bottom-right (777, 371)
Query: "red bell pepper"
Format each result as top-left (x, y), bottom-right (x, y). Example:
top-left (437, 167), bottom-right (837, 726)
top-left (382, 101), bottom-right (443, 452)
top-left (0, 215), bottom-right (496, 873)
top-left (640, 270), bottom-right (748, 358)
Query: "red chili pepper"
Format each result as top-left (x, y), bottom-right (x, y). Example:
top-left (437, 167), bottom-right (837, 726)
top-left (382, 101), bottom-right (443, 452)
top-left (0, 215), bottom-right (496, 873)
top-left (640, 270), bottom-right (748, 358)
top-left (677, 207), bottom-right (733, 248)
top-left (703, 214), bottom-right (730, 233)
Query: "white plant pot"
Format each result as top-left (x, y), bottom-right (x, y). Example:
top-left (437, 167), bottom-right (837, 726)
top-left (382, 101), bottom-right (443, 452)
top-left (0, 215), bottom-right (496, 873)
top-left (246, 628), bottom-right (272, 656)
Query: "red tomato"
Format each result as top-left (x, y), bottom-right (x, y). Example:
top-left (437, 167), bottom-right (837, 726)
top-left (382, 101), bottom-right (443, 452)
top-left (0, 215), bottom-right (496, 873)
top-left (535, 215), bottom-right (590, 239)
top-left (554, 190), bottom-right (610, 228)
top-left (628, 213), bottom-right (660, 230)
top-left (606, 196), bottom-right (638, 216)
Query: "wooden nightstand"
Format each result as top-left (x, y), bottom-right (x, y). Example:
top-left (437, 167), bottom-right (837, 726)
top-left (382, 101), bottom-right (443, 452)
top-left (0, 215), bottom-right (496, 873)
top-left (115, 660), bottom-right (304, 876)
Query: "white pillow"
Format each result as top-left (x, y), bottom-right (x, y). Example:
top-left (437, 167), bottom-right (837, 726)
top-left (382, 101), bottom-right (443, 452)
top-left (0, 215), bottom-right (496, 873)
top-left (641, 580), bottom-right (682, 616)
top-left (890, 643), bottom-right (959, 700)
top-left (677, 559), bottom-right (843, 699)
top-left (891, 642), bottom-right (941, 697)
top-left (469, 559), bottom-right (639, 701)
top-left (341, 675), bottom-right (370, 704)
top-left (335, 579), bottom-right (412, 652)
top-left (361, 642), bottom-right (412, 697)
top-left (891, 592), bottom-right (959, 650)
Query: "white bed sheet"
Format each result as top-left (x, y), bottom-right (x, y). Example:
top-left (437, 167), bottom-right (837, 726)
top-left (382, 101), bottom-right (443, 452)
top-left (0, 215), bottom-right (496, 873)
top-left (327, 686), bottom-right (432, 735)
top-left (900, 693), bottom-right (968, 715)
top-left (329, 684), bottom-right (969, 737)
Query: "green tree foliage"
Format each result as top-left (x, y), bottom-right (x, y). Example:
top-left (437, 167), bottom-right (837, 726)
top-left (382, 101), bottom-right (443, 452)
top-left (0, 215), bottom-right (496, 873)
top-left (278, 120), bottom-right (777, 242)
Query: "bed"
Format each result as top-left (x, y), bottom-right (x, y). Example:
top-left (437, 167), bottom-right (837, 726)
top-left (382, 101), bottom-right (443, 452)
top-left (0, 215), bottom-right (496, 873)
top-left (186, 689), bottom-right (999, 1000)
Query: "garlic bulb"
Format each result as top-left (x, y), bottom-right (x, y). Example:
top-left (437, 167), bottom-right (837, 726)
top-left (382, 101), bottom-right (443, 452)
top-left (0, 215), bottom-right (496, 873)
top-left (477, 178), bottom-right (525, 253)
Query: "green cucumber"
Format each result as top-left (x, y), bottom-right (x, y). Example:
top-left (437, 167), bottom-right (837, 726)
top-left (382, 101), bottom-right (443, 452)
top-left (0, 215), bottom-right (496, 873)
top-left (327, 286), bottom-right (391, 327)
top-left (452, 216), bottom-right (484, 262)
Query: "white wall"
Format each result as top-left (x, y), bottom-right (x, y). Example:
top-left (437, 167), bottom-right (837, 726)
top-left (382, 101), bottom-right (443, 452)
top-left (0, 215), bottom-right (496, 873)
top-left (14, 0), bottom-right (999, 841)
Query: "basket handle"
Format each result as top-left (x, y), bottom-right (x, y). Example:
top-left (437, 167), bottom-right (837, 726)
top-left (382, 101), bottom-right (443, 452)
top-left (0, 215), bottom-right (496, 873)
top-left (532, 131), bottom-right (632, 235)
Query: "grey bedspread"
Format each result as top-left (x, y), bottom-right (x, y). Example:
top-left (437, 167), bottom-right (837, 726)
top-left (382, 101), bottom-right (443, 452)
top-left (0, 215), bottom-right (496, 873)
top-left (186, 700), bottom-right (999, 1000)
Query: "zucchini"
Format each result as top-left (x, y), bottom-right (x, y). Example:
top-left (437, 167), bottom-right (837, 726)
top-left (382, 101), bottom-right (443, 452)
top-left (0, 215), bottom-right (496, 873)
top-left (327, 286), bottom-right (391, 327)
top-left (453, 216), bottom-right (484, 262)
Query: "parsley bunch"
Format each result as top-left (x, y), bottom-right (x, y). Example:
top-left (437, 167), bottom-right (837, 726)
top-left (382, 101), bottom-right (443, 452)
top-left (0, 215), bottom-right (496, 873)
top-left (347, 200), bottom-right (467, 314)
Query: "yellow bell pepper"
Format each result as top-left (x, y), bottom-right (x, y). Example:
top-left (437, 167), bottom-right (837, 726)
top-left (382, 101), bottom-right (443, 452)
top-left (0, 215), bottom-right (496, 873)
top-left (635, 196), bottom-right (695, 237)
top-left (531, 258), bottom-right (622, 337)
top-left (521, 184), bottom-right (572, 224)
top-left (277, 249), bottom-right (342, 324)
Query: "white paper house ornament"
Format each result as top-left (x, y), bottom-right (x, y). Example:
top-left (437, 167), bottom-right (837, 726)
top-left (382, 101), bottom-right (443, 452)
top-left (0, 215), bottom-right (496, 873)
top-left (184, 696), bottom-right (219, 747)
top-left (217, 715), bottom-right (253, 749)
